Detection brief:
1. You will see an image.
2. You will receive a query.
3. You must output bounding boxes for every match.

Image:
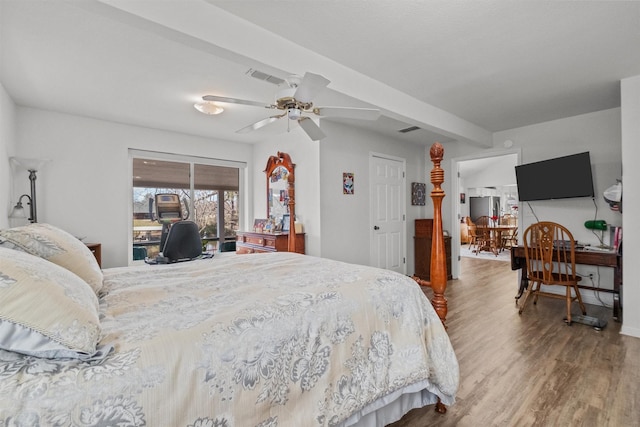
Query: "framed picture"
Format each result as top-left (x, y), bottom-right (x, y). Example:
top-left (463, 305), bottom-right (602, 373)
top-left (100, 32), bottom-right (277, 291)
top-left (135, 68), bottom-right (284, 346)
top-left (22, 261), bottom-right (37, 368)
top-left (411, 182), bottom-right (426, 205)
top-left (253, 218), bottom-right (268, 231)
top-left (460, 193), bottom-right (466, 204)
top-left (281, 214), bottom-right (290, 232)
top-left (343, 172), bottom-right (354, 194)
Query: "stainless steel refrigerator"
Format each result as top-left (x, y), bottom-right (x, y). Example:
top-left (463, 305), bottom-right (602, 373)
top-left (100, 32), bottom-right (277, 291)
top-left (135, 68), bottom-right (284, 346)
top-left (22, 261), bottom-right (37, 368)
top-left (469, 196), bottom-right (501, 222)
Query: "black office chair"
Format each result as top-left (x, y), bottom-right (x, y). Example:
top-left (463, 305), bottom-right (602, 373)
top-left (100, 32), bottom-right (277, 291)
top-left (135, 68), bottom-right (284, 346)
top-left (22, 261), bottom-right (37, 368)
top-left (161, 221), bottom-right (202, 263)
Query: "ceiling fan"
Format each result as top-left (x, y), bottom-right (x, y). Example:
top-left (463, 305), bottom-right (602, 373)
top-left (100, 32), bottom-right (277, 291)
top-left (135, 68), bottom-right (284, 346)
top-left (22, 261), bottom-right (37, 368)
top-left (202, 72), bottom-right (381, 141)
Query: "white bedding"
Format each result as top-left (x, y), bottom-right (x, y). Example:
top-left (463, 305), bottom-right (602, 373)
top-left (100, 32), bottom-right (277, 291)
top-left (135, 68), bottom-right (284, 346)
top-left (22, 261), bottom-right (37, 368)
top-left (0, 252), bottom-right (458, 426)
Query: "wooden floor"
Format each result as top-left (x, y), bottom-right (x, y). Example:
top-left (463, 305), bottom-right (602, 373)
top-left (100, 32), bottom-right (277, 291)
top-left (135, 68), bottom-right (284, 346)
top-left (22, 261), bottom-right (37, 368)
top-left (389, 256), bottom-right (640, 427)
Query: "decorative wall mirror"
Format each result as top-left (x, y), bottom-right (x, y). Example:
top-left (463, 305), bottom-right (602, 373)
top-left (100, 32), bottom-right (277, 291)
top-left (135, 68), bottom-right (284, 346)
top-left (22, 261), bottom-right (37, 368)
top-left (268, 165), bottom-right (290, 219)
top-left (265, 152), bottom-right (296, 251)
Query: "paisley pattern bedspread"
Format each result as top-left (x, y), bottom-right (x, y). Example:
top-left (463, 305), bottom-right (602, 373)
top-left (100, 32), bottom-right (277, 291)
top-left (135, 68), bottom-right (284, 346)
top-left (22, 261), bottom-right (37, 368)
top-left (0, 252), bottom-right (458, 426)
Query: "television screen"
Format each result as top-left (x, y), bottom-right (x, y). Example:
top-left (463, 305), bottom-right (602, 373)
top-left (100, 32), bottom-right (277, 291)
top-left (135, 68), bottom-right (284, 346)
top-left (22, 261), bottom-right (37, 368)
top-left (515, 152), bottom-right (595, 201)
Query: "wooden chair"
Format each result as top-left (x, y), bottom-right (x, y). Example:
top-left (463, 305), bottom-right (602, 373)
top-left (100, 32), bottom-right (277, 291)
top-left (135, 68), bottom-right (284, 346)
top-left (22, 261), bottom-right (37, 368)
top-left (500, 214), bottom-right (518, 250)
top-left (518, 221), bottom-right (586, 324)
top-left (466, 217), bottom-right (479, 250)
top-left (502, 228), bottom-right (518, 250)
top-left (460, 216), bottom-right (471, 244)
top-left (474, 215), bottom-right (497, 256)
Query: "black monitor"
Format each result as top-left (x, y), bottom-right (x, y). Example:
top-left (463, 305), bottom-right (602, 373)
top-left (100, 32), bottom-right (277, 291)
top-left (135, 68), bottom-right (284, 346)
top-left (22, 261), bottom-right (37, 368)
top-left (515, 152), bottom-right (595, 202)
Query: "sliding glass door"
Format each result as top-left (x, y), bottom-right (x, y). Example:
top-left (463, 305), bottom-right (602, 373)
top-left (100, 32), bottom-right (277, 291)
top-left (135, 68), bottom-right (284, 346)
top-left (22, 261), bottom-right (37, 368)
top-left (130, 151), bottom-right (242, 262)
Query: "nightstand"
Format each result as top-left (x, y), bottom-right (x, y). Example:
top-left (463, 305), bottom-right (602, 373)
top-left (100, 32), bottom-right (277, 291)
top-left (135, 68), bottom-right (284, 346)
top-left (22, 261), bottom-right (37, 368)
top-left (85, 243), bottom-right (102, 268)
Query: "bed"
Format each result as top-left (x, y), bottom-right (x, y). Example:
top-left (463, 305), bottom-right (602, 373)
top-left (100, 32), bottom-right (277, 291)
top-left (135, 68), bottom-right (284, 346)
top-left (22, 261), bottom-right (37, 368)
top-left (0, 144), bottom-right (457, 426)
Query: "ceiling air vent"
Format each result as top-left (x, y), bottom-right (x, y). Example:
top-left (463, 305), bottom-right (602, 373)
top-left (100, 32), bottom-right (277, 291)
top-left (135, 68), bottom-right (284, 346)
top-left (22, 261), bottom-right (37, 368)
top-left (398, 125), bottom-right (421, 134)
top-left (246, 68), bottom-right (285, 86)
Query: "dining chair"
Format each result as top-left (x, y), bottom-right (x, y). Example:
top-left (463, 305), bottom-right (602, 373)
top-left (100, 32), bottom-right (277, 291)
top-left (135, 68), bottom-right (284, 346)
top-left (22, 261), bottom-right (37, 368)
top-left (473, 215), bottom-right (497, 255)
top-left (500, 213), bottom-right (516, 226)
top-left (500, 214), bottom-right (518, 250)
top-left (466, 217), bottom-right (479, 250)
top-left (502, 228), bottom-right (518, 250)
top-left (518, 221), bottom-right (586, 325)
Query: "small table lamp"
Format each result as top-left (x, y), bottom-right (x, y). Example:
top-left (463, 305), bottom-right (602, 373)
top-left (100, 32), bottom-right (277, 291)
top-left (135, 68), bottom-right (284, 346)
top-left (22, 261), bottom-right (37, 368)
top-left (584, 220), bottom-right (609, 249)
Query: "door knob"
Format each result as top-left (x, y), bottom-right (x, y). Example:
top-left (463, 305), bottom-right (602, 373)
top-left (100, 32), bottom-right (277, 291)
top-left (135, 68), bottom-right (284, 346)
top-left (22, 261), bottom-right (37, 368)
top-left (373, 225), bottom-right (380, 230)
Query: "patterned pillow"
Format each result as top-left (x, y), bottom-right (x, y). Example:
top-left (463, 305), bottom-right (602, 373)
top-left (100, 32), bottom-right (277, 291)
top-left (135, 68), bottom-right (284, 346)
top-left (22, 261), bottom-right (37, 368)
top-left (0, 223), bottom-right (103, 293)
top-left (0, 247), bottom-right (101, 359)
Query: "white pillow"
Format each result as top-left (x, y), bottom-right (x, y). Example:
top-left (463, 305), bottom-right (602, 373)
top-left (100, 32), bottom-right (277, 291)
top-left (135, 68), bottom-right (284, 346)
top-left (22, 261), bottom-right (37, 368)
top-left (0, 223), bottom-right (103, 293)
top-left (0, 247), bottom-right (102, 359)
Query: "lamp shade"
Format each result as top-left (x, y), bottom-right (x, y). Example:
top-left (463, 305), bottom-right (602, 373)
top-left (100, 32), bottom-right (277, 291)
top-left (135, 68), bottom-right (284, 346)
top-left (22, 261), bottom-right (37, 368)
top-left (194, 102), bottom-right (224, 115)
top-left (10, 204), bottom-right (27, 219)
top-left (10, 157), bottom-right (50, 171)
top-left (584, 220), bottom-right (607, 231)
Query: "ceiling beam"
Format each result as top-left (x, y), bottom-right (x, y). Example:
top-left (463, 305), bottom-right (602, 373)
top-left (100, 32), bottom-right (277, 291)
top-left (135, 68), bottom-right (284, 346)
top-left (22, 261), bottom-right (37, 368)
top-left (94, 0), bottom-right (492, 147)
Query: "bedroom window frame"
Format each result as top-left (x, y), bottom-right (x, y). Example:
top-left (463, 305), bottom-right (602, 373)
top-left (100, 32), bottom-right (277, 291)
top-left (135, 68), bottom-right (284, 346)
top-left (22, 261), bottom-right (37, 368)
top-left (128, 149), bottom-right (246, 264)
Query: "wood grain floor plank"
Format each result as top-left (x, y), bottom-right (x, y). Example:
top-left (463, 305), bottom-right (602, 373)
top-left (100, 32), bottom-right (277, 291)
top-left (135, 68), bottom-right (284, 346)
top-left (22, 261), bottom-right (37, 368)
top-left (389, 256), bottom-right (640, 426)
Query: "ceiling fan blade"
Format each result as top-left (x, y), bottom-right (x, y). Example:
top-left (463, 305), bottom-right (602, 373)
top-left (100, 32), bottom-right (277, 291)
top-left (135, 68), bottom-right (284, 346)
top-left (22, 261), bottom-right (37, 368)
top-left (236, 113), bottom-right (286, 134)
top-left (298, 117), bottom-right (326, 141)
top-left (313, 106), bottom-right (381, 121)
top-left (202, 95), bottom-right (272, 109)
top-left (293, 72), bottom-right (330, 103)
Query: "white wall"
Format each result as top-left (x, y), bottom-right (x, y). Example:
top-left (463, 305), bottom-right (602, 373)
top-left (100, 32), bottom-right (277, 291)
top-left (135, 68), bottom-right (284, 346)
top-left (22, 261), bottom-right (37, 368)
top-left (0, 82), bottom-right (16, 229)
top-left (465, 159), bottom-right (517, 190)
top-left (318, 120), bottom-right (428, 274)
top-left (493, 109), bottom-right (622, 243)
top-left (440, 109), bottom-right (622, 305)
top-left (620, 75), bottom-right (640, 337)
top-left (14, 107), bottom-right (254, 268)
top-left (9, 107), bottom-right (428, 272)
top-left (493, 109), bottom-right (622, 306)
top-left (253, 119), bottom-right (431, 272)
top-left (6, 101), bottom-right (633, 331)
top-left (458, 154), bottom-right (519, 219)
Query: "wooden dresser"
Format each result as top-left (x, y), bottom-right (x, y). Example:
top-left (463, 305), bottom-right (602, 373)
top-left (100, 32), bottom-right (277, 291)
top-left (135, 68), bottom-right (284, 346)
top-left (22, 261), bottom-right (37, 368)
top-left (235, 231), bottom-right (305, 255)
top-left (414, 219), bottom-right (452, 280)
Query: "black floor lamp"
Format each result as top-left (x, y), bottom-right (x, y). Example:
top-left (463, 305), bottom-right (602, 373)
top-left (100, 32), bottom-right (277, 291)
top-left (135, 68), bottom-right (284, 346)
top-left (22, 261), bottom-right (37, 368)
top-left (9, 157), bottom-right (48, 224)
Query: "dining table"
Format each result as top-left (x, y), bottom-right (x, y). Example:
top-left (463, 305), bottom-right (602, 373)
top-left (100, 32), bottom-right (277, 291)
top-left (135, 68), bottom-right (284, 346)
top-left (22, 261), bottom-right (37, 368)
top-left (475, 224), bottom-right (518, 255)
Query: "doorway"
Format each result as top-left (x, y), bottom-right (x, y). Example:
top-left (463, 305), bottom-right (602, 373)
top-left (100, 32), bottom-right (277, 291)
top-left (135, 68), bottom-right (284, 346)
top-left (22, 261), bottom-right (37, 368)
top-left (450, 149), bottom-right (520, 278)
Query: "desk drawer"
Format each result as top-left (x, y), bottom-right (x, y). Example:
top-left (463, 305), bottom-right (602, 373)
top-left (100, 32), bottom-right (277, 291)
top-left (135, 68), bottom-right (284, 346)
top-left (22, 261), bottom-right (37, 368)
top-left (235, 231), bottom-right (305, 254)
top-left (236, 243), bottom-right (274, 254)
top-left (242, 235), bottom-right (276, 248)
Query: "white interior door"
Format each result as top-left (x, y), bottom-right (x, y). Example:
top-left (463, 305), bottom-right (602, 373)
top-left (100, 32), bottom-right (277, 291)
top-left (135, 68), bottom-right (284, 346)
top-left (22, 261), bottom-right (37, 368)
top-left (370, 154), bottom-right (406, 274)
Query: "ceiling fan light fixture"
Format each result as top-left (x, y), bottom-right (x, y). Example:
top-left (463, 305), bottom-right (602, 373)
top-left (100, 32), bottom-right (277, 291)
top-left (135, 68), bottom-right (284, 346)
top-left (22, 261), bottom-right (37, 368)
top-left (287, 108), bottom-right (302, 120)
top-left (194, 101), bottom-right (224, 115)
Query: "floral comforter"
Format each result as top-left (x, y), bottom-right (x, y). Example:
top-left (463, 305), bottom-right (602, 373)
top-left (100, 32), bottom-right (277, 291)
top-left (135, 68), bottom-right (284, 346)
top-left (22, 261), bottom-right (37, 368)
top-left (0, 252), bottom-right (458, 426)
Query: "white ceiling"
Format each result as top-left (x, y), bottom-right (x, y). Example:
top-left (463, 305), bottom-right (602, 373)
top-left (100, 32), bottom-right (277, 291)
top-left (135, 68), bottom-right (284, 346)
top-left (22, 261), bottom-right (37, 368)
top-left (2, 0), bottom-right (639, 147)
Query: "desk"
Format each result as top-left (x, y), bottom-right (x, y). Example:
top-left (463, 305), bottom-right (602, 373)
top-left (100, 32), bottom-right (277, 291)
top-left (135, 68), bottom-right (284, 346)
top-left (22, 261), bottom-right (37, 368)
top-left (511, 246), bottom-right (622, 321)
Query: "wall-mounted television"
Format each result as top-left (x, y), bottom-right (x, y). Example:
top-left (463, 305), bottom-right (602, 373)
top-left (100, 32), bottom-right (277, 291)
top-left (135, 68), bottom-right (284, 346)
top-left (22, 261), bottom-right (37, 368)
top-left (515, 152), bottom-right (595, 201)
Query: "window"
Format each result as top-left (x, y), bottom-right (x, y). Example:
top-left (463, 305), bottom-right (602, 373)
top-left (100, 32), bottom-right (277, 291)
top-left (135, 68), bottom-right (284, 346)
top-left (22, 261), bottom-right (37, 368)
top-left (130, 151), bottom-right (243, 262)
